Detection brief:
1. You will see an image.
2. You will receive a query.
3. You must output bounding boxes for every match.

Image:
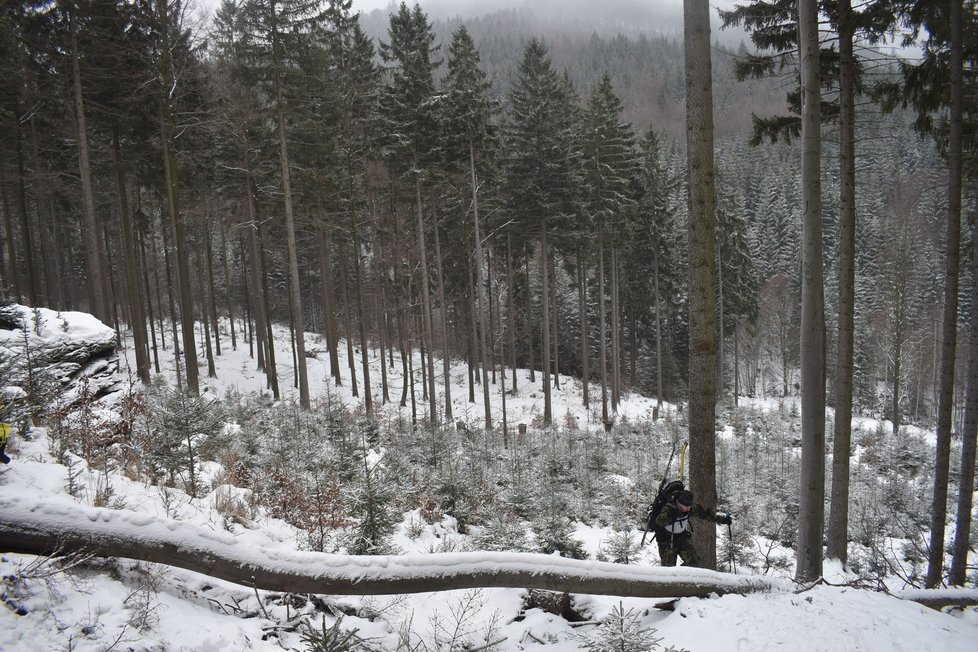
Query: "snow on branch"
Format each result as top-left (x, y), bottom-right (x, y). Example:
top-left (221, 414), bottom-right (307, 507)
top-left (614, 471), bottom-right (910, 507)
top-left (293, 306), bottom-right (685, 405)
top-left (0, 496), bottom-right (788, 598)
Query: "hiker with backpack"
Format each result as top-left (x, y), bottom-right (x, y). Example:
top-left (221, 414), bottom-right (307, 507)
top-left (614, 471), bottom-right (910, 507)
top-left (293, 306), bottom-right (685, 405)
top-left (650, 487), bottom-right (732, 567)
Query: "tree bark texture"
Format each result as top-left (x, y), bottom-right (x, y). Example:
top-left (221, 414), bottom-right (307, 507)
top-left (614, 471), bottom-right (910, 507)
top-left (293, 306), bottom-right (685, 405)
top-left (950, 222), bottom-right (978, 586)
top-left (159, 0), bottom-right (198, 395)
top-left (827, 0), bottom-right (857, 562)
top-left (71, 21), bottom-right (108, 323)
top-left (274, 75), bottom-right (310, 409)
top-left (540, 220), bottom-right (552, 425)
top-left (796, 0), bottom-right (826, 583)
top-left (415, 177), bottom-right (438, 423)
top-left (112, 127), bottom-right (150, 384)
top-left (926, 0), bottom-right (964, 589)
top-left (472, 143), bottom-right (492, 428)
top-left (684, 0), bottom-right (719, 570)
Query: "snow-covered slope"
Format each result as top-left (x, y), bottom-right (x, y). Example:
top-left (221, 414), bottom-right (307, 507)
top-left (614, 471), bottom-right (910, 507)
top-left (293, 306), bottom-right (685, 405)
top-left (2, 309), bottom-right (976, 651)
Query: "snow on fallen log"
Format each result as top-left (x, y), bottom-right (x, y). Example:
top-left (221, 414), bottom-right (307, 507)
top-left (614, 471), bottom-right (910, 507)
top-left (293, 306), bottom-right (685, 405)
top-left (0, 496), bottom-right (789, 598)
top-left (896, 588), bottom-right (978, 610)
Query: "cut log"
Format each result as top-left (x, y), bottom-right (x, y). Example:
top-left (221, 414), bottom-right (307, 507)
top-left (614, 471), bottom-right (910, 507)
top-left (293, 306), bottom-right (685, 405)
top-left (0, 496), bottom-right (788, 598)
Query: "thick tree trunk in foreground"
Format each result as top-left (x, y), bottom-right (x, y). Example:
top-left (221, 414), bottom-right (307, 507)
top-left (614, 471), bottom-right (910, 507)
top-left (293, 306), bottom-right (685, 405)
top-left (685, 0), bottom-right (719, 570)
top-left (926, 0), bottom-right (964, 589)
top-left (950, 219), bottom-right (978, 586)
top-left (0, 497), bottom-right (781, 599)
top-left (796, 0), bottom-right (826, 583)
top-left (827, 0), bottom-right (857, 565)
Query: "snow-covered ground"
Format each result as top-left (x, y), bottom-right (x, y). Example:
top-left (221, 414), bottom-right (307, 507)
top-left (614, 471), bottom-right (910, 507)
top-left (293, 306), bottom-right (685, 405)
top-left (2, 309), bottom-right (977, 651)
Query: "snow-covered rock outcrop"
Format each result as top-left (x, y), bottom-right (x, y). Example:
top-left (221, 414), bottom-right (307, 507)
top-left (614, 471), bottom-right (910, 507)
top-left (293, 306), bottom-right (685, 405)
top-left (0, 304), bottom-right (120, 402)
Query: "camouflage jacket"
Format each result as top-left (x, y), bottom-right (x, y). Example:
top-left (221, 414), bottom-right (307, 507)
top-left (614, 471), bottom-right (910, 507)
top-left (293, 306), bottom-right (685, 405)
top-left (654, 501), bottom-right (719, 535)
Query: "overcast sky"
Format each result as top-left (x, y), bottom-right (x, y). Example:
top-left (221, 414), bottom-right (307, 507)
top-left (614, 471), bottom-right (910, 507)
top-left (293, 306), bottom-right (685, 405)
top-left (349, 0), bottom-right (693, 18)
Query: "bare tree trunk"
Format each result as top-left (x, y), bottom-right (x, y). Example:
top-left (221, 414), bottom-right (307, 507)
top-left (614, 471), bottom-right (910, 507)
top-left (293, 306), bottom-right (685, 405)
top-left (926, 0), bottom-right (964, 589)
top-left (433, 213), bottom-right (452, 421)
top-left (466, 238), bottom-right (478, 404)
top-left (194, 225), bottom-right (216, 379)
top-left (376, 279), bottom-right (390, 405)
top-left (70, 20), bottom-right (108, 322)
top-left (950, 212), bottom-right (978, 585)
top-left (717, 253), bottom-right (725, 399)
top-left (685, 0), bottom-right (719, 569)
top-left (734, 320), bottom-right (740, 407)
top-left (826, 0), bottom-right (856, 564)
top-left (654, 253), bottom-right (664, 412)
top-left (551, 252), bottom-right (560, 390)
top-left (253, 214), bottom-right (280, 399)
top-left (578, 246), bottom-right (590, 408)
top-left (351, 208), bottom-right (372, 414)
top-left (508, 232), bottom-right (518, 392)
top-left (319, 228), bottom-right (341, 385)
top-left (28, 114), bottom-right (59, 306)
top-left (204, 222), bottom-right (222, 357)
top-left (471, 143), bottom-right (492, 428)
top-left (273, 63), bottom-right (309, 409)
top-left (339, 240), bottom-right (359, 397)
top-left (611, 247), bottom-right (621, 411)
top-left (1, 174), bottom-right (21, 302)
top-left (540, 221), bottom-right (552, 425)
top-left (159, 215), bottom-right (183, 389)
top-left (112, 127), bottom-right (149, 383)
top-left (138, 228), bottom-right (161, 374)
top-left (796, 0), bottom-right (826, 582)
top-left (158, 0), bottom-right (197, 395)
top-left (893, 318), bottom-right (902, 437)
top-left (219, 221), bottom-right (237, 351)
top-left (526, 260), bottom-right (535, 384)
top-left (244, 183), bottom-right (266, 375)
top-left (14, 131), bottom-right (39, 307)
top-left (149, 226), bottom-right (167, 355)
top-left (599, 241), bottom-right (609, 428)
top-left (496, 264), bottom-right (509, 446)
top-left (415, 176), bottom-right (438, 423)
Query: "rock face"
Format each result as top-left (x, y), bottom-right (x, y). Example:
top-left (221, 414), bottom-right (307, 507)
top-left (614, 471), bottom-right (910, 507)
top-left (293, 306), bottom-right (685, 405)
top-left (0, 304), bottom-right (121, 404)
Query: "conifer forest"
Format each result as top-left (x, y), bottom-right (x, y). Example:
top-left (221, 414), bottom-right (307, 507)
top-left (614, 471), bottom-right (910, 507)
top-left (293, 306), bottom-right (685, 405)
top-left (1, 0), bottom-right (977, 609)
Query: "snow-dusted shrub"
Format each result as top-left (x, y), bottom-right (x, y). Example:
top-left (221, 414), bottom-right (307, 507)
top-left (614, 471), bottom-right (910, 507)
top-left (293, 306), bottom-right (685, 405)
top-left (474, 512), bottom-right (532, 552)
top-left (344, 440), bottom-right (400, 555)
top-left (139, 382), bottom-right (226, 497)
top-left (576, 601), bottom-right (684, 652)
top-left (299, 614), bottom-right (364, 652)
top-left (532, 513), bottom-right (588, 559)
top-left (597, 527), bottom-right (641, 565)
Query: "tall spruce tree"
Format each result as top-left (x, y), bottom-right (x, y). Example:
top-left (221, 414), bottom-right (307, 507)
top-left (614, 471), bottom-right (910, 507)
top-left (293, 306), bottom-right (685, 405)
top-left (632, 128), bottom-right (681, 410)
top-left (504, 38), bottom-right (579, 426)
top-left (379, 1), bottom-right (443, 423)
top-left (442, 24), bottom-right (498, 429)
top-left (238, 0), bottom-right (329, 409)
top-left (582, 73), bottom-right (640, 420)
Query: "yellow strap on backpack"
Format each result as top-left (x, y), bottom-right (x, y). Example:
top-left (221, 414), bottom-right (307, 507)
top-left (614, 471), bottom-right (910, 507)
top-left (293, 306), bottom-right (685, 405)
top-left (678, 441), bottom-right (688, 483)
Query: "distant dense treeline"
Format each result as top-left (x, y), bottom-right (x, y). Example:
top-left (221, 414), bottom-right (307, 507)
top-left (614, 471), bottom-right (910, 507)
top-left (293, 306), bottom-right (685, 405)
top-left (0, 0), bottom-right (972, 433)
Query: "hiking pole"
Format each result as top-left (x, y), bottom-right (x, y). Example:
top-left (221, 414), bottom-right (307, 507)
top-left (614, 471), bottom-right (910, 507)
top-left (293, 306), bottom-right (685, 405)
top-left (727, 521), bottom-right (737, 574)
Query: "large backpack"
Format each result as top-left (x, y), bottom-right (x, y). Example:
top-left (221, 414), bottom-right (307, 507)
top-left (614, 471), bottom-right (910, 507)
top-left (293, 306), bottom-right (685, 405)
top-left (646, 479), bottom-right (685, 532)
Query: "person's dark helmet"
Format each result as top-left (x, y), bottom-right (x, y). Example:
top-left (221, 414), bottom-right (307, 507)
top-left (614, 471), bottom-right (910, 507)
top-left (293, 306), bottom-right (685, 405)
top-left (678, 490), bottom-right (695, 507)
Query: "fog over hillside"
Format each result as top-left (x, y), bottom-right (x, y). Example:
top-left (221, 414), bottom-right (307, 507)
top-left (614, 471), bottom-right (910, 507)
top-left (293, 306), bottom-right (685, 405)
top-left (353, 0), bottom-right (748, 43)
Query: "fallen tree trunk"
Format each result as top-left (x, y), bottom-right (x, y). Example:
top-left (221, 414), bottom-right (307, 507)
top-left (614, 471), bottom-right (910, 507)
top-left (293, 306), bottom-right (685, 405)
top-left (895, 588), bottom-right (978, 611)
top-left (0, 496), bottom-right (786, 598)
